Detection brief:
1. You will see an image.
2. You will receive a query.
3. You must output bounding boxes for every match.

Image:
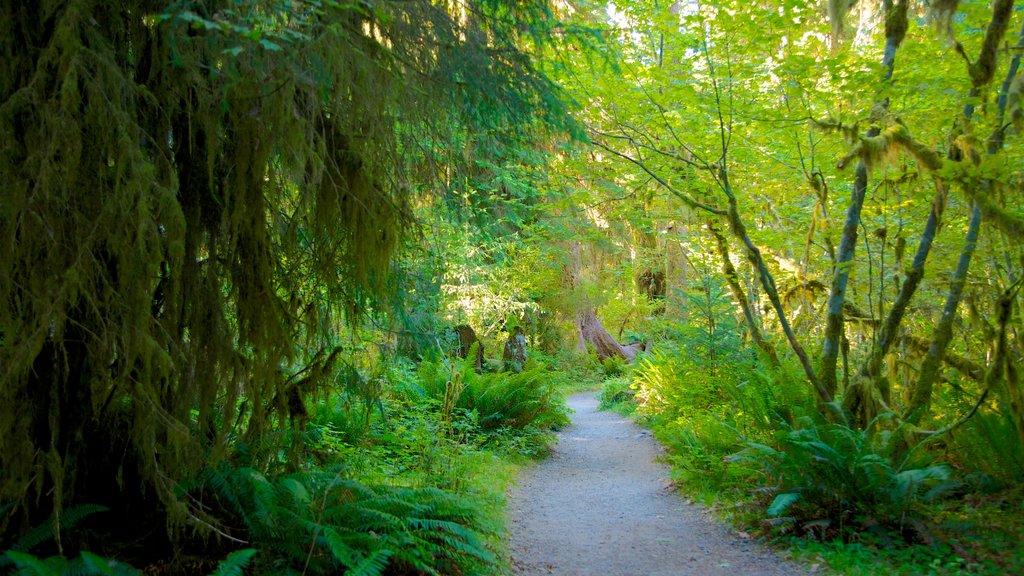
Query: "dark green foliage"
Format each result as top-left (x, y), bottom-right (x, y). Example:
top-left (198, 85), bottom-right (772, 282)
top-left (191, 464), bottom-right (497, 576)
top-left (414, 354), bottom-right (570, 434)
top-left (2, 550), bottom-right (143, 576)
top-left (945, 405), bottom-right (1024, 487)
top-left (0, 0), bottom-right (577, 547)
top-left (1, 505), bottom-right (145, 576)
top-left (729, 416), bottom-right (956, 539)
top-left (208, 549), bottom-right (258, 576)
top-left (0, 504), bottom-right (107, 558)
top-left (599, 376), bottom-right (634, 409)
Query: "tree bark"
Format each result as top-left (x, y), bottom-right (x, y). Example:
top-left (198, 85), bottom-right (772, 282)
top-left (454, 324), bottom-right (484, 372)
top-left (856, 11), bottom-right (1022, 423)
top-left (907, 202), bottom-right (982, 423)
top-left (576, 308), bottom-right (642, 362)
top-left (710, 223), bottom-right (780, 367)
top-left (503, 326), bottom-right (528, 372)
top-left (821, 0), bottom-right (907, 402)
top-left (905, 7), bottom-right (1018, 423)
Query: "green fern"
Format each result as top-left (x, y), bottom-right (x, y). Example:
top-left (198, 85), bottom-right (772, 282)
top-left (728, 417), bottom-right (955, 538)
top-left (412, 356), bottom-right (569, 434)
top-left (3, 550), bottom-right (143, 576)
top-left (207, 548), bottom-right (258, 576)
top-left (190, 464), bottom-right (498, 575)
top-left (7, 504), bottom-right (108, 553)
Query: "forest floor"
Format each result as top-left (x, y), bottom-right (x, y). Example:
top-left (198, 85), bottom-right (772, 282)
top-left (506, 391), bottom-right (809, 576)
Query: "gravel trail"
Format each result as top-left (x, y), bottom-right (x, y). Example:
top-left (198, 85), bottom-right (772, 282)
top-left (506, 391), bottom-right (805, 576)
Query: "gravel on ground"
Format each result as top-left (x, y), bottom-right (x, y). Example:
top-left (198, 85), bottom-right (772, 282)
top-left (506, 391), bottom-right (807, 576)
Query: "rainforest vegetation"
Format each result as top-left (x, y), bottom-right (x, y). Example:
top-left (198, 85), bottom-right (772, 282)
top-left (1, 0), bottom-right (1023, 574)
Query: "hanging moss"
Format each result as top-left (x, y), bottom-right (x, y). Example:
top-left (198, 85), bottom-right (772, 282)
top-left (927, 0), bottom-right (961, 38)
top-left (1008, 73), bottom-right (1023, 131)
top-left (836, 123), bottom-right (943, 172)
top-left (813, 116), bottom-right (859, 144)
top-left (0, 0), bottom-right (574, 542)
top-left (826, 0), bottom-right (856, 49)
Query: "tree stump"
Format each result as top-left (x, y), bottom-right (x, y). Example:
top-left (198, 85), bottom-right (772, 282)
top-left (503, 326), bottom-right (528, 372)
top-left (454, 324), bottom-right (484, 372)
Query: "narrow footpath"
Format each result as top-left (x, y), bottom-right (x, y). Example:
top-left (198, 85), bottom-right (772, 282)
top-left (506, 391), bottom-right (806, 576)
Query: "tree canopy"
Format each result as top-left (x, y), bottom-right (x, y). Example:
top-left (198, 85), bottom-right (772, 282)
top-left (2, 0), bottom-right (1023, 573)
top-left (1, 0), bottom-right (577, 535)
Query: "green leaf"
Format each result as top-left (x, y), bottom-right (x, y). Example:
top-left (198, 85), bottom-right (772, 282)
top-left (80, 551), bottom-right (144, 575)
top-left (767, 492), bottom-right (800, 516)
top-left (3, 551), bottom-right (62, 575)
top-left (208, 549), bottom-right (258, 576)
top-left (259, 39), bottom-right (283, 52)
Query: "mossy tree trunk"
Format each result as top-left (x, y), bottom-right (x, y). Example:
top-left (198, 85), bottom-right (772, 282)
top-left (821, 0), bottom-right (907, 408)
top-left (903, 2), bottom-right (1017, 424)
top-left (0, 0), bottom-right (575, 540)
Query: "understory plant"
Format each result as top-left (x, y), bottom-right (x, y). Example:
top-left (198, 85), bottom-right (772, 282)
top-left (190, 464), bottom-right (498, 576)
top-left (411, 351), bottom-right (570, 443)
top-left (728, 413), bottom-right (957, 541)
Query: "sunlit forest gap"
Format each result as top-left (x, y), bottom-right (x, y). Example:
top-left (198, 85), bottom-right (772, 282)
top-left (1, 0), bottom-right (1022, 574)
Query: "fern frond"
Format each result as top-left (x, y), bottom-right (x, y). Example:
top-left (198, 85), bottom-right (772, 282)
top-left (4, 550), bottom-right (65, 575)
top-left (13, 504), bottom-right (108, 552)
top-left (207, 549), bottom-right (257, 576)
top-left (347, 549), bottom-right (392, 576)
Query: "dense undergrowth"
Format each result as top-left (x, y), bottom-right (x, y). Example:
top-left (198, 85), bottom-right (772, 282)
top-left (598, 280), bottom-right (1024, 576)
top-left (0, 351), bottom-right (570, 576)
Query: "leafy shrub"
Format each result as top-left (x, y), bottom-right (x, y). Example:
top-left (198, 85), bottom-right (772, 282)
top-left (192, 464), bottom-right (498, 576)
top-left (943, 398), bottom-right (1024, 487)
top-left (531, 349), bottom-right (605, 391)
top-left (728, 415), bottom-right (957, 539)
top-left (410, 355), bottom-right (569, 435)
top-left (464, 366), bottom-right (569, 431)
top-left (630, 345), bottom-right (688, 414)
top-left (599, 376), bottom-right (634, 409)
top-left (601, 355), bottom-right (626, 377)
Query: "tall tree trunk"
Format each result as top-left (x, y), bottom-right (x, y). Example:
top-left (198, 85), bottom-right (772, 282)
top-left (575, 308), bottom-right (642, 362)
top-left (820, 160), bottom-right (870, 400)
top-left (905, 5), bottom-right (1018, 423)
top-left (821, 0), bottom-right (907, 403)
top-left (718, 172), bottom-right (829, 403)
top-left (566, 242), bottom-right (642, 362)
top-left (634, 194), bottom-right (667, 311)
top-left (907, 201), bottom-right (982, 423)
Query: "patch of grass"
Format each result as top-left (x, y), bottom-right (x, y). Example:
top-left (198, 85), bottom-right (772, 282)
top-left (787, 529), bottom-right (1015, 576)
top-left (454, 450), bottom-right (523, 576)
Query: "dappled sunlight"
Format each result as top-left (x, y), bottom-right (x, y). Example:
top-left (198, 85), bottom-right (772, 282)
top-left (2, 0), bottom-right (1022, 574)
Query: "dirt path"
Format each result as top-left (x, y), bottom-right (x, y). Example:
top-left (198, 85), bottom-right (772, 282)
top-left (506, 391), bottom-right (805, 576)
